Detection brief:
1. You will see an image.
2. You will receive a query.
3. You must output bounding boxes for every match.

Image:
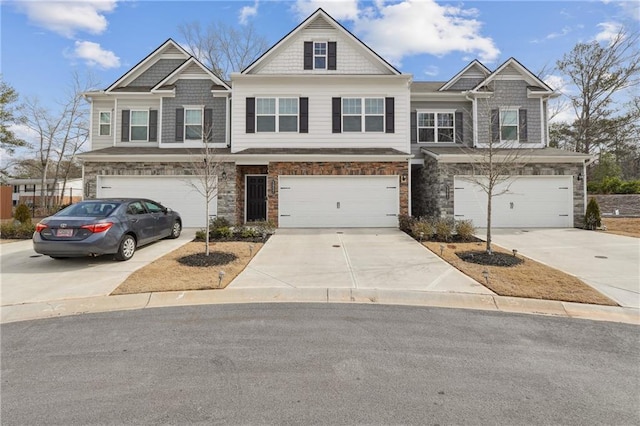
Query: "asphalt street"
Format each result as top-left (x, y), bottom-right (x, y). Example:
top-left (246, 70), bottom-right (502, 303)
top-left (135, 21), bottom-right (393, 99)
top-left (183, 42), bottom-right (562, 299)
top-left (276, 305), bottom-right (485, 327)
top-left (2, 304), bottom-right (639, 425)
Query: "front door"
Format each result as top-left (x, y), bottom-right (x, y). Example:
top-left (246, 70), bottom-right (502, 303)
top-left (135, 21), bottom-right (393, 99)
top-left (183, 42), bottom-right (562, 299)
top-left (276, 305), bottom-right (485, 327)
top-left (246, 175), bottom-right (267, 222)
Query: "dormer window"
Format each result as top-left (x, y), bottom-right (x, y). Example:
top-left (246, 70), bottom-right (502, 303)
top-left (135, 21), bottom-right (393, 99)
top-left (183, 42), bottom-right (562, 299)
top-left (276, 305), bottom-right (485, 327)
top-left (314, 42), bottom-right (327, 69)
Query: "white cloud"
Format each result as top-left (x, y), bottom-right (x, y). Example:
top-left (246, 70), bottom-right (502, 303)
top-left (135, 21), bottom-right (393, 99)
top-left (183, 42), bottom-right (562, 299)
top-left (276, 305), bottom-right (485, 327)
top-left (353, 0), bottom-right (500, 65)
top-left (543, 74), bottom-right (570, 94)
top-left (294, 0), bottom-right (359, 21)
top-left (15, 0), bottom-right (117, 38)
top-left (594, 21), bottom-right (623, 44)
top-left (239, 0), bottom-right (259, 25)
top-left (423, 65), bottom-right (439, 77)
top-left (71, 41), bottom-right (120, 68)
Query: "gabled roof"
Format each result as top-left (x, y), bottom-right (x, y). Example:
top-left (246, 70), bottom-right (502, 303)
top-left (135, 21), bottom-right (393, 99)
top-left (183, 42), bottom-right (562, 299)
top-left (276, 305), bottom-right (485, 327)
top-left (151, 57), bottom-right (230, 92)
top-left (471, 57), bottom-right (553, 93)
top-left (241, 8), bottom-right (401, 75)
top-left (439, 60), bottom-right (490, 91)
top-left (106, 39), bottom-right (190, 92)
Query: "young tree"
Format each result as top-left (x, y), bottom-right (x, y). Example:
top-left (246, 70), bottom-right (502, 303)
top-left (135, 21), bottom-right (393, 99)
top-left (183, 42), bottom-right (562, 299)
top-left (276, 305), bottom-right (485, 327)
top-left (0, 77), bottom-right (27, 154)
top-left (178, 20), bottom-right (269, 80)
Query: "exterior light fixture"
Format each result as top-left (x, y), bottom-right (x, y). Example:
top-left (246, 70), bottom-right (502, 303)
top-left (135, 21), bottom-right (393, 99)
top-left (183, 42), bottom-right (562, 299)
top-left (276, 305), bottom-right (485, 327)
top-left (577, 173), bottom-right (582, 181)
top-left (271, 179), bottom-right (276, 195)
top-left (221, 171), bottom-right (227, 180)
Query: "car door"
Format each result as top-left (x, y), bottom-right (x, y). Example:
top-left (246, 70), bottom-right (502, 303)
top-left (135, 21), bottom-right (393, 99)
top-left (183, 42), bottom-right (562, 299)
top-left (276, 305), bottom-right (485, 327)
top-left (125, 201), bottom-right (156, 246)
top-left (143, 200), bottom-right (172, 239)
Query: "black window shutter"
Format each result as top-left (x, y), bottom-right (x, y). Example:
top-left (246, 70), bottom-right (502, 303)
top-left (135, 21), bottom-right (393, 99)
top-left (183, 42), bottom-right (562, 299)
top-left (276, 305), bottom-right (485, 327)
top-left (491, 109), bottom-right (500, 143)
top-left (332, 97), bottom-right (341, 133)
top-left (519, 108), bottom-right (527, 142)
top-left (304, 42), bottom-right (313, 70)
top-left (204, 108), bottom-right (213, 142)
top-left (246, 98), bottom-right (255, 133)
top-left (175, 108), bottom-right (184, 142)
top-left (455, 111), bottom-right (463, 143)
top-left (299, 97), bottom-right (308, 133)
top-left (328, 42), bottom-right (337, 70)
top-left (148, 110), bottom-right (158, 142)
top-left (410, 112), bottom-right (417, 143)
top-left (121, 110), bottom-right (130, 142)
top-left (385, 97), bottom-right (394, 134)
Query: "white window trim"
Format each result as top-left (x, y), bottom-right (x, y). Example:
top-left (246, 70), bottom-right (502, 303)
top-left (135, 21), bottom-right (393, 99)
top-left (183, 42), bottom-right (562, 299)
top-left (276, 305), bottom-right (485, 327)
top-left (313, 41), bottom-right (327, 70)
top-left (342, 97), bottom-right (385, 133)
top-left (256, 97), bottom-right (299, 133)
top-left (99, 111), bottom-right (112, 136)
top-left (499, 108), bottom-right (519, 143)
top-left (416, 109), bottom-right (456, 143)
top-left (129, 109), bottom-right (149, 142)
top-left (184, 105), bottom-right (204, 142)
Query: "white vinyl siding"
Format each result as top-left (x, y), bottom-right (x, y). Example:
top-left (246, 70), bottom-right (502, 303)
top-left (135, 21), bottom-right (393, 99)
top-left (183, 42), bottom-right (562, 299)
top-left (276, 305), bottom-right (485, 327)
top-left (91, 100), bottom-right (115, 150)
top-left (115, 99), bottom-right (161, 147)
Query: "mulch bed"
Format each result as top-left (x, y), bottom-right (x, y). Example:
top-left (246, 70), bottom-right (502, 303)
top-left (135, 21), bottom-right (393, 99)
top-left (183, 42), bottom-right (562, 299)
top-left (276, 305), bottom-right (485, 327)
top-left (177, 251), bottom-right (238, 267)
top-left (456, 250), bottom-right (524, 267)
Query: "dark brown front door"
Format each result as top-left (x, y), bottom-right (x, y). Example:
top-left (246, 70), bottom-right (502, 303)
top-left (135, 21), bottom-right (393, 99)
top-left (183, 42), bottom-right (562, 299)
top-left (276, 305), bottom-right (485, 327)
top-left (246, 176), bottom-right (267, 222)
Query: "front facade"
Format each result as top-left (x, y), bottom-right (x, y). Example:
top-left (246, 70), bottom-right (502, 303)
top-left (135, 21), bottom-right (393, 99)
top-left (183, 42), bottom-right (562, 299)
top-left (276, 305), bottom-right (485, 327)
top-left (79, 9), bottom-right (591, 229)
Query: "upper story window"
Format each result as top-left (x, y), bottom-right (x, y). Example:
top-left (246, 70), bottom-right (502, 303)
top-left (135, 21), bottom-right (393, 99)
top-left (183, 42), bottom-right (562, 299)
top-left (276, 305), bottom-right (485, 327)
top-left (417, 111), bottom-right (455, 143)
top-left (130, 110), bottom-right (149, 141)
top-left (500, 109), bottom-right (519, 141)
top-left (185, 108), bottom-right (203, 140)
top-left (256, 98), bottom-right (298, 133)
top-left (99, 111), bottom-right (111, 136)
top-left (314, 42), bottom-right (327, 69)
top-left (342, 98), bottom-right (384, 133)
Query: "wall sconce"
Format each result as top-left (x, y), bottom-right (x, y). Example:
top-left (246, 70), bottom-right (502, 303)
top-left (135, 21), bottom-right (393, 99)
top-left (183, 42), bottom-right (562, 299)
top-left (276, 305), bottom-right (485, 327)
top-left (445, 185), bottom-right (450, 200)
top-left (401, 174), bottom-right (407, 183)
top-left (577, 172), bottom-right (582, 182)
top-left (221, 171), bottom-right (227, 181)
top-left (271, 178), bottom-right (276, 195)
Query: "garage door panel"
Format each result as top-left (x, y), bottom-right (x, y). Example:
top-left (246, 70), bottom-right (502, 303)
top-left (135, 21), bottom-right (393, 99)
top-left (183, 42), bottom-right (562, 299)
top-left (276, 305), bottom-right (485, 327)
top-left (97, 176), bottom-right (216, 228)
top-left (279, 176), bottom-right (398, 228)
top-left (454, 176), bottom-right (573, 228)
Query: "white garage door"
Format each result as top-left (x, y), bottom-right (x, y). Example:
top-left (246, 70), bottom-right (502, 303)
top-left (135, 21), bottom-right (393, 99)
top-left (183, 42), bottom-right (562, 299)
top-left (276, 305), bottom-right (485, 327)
top-left (97, 176), bottom-right (216, 228)
top-left (278, 176), bottom-right (399, 228)
top-left (454, 176), bottom-right (573, 228)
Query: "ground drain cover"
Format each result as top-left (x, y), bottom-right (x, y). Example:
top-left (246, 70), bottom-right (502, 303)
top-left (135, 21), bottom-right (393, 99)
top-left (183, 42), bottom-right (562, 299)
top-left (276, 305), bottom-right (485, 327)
top-left (595, 255), bottom-right (608, 259)
top-left (332, 245), bottom-right (341, 248)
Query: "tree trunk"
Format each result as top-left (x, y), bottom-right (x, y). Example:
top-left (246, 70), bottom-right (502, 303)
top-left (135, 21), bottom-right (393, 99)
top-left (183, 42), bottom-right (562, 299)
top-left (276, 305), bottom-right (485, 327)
top-left (486, 186), bottom-right (493, 255)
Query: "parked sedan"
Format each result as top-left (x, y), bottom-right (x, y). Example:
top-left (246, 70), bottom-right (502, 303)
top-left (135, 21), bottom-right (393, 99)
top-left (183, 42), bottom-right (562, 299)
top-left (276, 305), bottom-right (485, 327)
top-left (33, 199), bottom-right (182, 261)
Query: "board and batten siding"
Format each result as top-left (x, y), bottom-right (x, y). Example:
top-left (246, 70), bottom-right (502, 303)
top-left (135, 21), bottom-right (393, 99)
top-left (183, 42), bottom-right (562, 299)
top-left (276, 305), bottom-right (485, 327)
top-left (91, 99), bottom-right (116, 150)
top-left (115, 98), bottom-right (161, 147)
top-left (231, 77), bottom-right (410, 153)
top-left (253, 27), bottom-right (390, 75)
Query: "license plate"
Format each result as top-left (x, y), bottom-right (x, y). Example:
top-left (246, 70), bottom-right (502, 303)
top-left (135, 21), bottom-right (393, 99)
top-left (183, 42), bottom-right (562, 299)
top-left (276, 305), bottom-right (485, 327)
top-left (56, 229), bottom-right (73, 237)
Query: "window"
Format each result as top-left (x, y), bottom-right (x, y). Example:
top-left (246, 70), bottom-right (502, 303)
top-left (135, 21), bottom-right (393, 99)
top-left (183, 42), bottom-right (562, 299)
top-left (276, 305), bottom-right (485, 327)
top-left (130, 110), bottom-right (149, 141)
top-left (126, 201), bottom-right (146, 215)
top-left (143, 200), bottom-right (164, 213)
top-left (342, 98), bottom-right (385, 133)
top-left (185, 108), bottom-right (203, 140)
top-left (314, 42), bottom-right (327, 69)
top-left (500, 109), bottom-right (518, 141)
top-left (417, 111), bottom-right (455, 143)
top-left (99, 111), bottom-right (111, 136)
top-left (256, 98), bottom-right (298, 132)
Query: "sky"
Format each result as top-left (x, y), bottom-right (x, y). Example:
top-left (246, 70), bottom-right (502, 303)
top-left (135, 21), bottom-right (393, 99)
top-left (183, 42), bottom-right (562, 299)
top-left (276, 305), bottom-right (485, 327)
top-left (1, 0), bottom-right (639, 124)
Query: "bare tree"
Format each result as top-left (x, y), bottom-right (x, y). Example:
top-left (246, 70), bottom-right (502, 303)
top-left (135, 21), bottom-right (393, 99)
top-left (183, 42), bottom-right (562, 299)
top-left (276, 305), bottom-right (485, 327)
top-left (178, 20), bottom-right (269, 80)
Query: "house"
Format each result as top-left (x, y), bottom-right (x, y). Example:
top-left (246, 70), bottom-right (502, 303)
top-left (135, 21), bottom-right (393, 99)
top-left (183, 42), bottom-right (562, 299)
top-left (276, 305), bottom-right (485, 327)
top-left (7, 178), bottom-right (83, 207)
top-left (79, 8), bottom-right (591, 229)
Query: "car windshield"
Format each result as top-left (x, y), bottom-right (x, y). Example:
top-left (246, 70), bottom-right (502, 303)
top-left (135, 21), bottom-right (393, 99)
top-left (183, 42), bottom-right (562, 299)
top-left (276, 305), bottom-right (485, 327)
top-left (56, 202), bottom-right (120, 217)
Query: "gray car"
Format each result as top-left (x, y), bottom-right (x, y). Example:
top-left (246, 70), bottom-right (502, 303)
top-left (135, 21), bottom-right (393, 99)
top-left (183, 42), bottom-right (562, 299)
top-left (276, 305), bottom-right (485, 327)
top-left (33, 199), bottom-right (182, 261)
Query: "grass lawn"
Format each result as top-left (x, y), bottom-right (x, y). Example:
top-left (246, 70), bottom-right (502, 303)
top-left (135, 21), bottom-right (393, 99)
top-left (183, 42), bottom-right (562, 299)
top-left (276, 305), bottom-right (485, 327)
top-left (600, 217), bottom-right (640, 238)
top-left (111, 241), bottom-right (263, 295)
top-left (424, 241), bottom-right (617, 306)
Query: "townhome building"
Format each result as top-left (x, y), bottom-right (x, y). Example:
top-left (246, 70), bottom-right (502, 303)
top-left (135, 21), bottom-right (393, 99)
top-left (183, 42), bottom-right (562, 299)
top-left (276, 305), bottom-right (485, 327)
top-left (79, 8), bottom-right (592, 229)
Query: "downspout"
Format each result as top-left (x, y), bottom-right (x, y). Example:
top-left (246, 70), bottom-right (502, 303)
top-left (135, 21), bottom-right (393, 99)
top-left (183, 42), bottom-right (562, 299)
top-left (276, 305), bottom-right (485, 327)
top-left (464, 91), bottom-right (477, 147)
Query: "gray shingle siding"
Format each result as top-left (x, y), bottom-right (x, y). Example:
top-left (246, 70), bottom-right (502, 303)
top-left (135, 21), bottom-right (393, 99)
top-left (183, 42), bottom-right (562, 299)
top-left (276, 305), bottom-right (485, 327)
top-left (410, 101), bottom-right (473, 158)
top-left (129, 59), bottom-right (185, 87)
top-left (446, 77), bottom-right (484, 91)
top-left (161, 79), bottom-right (227, 144)
top-left (477, 80), bottom-right (541, 145)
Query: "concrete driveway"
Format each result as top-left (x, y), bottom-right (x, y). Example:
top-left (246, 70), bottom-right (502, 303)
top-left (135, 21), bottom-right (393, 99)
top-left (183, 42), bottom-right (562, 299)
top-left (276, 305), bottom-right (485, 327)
top-left (0, 230), bottom-right (195, 306)
top-left (488, 228), bottom-right (640, 308)
top-left (229, 228), bottom-right (493, 294)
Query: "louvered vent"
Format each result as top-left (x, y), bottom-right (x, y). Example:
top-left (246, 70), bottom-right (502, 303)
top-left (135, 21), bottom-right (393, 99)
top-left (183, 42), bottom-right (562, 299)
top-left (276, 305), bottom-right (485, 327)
top-left (305, 16), bottom-right (333, 30)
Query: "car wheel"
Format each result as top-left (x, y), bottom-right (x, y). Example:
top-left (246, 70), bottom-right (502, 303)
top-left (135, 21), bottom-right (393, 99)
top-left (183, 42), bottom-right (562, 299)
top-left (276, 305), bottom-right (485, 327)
top-left (168, 221), bottom-right (182, 239)
top-left (115, 235), bottom-right (136, 261)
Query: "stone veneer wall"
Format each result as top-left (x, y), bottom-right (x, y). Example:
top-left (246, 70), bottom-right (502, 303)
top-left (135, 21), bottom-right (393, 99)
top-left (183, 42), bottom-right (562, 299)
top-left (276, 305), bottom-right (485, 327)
top-left (83, 161), bottom-right (236, 223)
top-left (417, 158), bottom-right (585, 226)
top-left (235, 165), bottom-right (268, 224)
top-left (267, 162), bottom-right (409, 226)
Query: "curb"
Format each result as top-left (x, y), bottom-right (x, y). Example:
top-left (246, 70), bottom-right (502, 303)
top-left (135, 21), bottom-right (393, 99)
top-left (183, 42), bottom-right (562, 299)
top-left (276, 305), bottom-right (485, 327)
top-left (2, 288), bottom-right (638, 325)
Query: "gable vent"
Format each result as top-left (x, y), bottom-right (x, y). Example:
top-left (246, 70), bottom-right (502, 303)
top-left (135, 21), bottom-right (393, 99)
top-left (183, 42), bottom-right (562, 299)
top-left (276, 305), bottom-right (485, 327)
top-left (305, 16), bottom-right (333, 30)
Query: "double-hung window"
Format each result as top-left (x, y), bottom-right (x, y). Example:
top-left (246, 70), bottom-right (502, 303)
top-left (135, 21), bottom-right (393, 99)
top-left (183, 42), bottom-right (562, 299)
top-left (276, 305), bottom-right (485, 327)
top-left (314, 42), bottom-right (327, 69)
top-left (99, 111), bottom-right (111, 136)
top-left (342, 98), bottom-right (385, 132)
top-left (500, 109), bottom-right (519, 141)
top-left (417, 111), bottom-right (455, 143)
top-left (130, 110), bottom-right (149, 141)
top-left (256, 98), bottom-right (298, 132)
top-left (184, 108), bottom-right (203, 140)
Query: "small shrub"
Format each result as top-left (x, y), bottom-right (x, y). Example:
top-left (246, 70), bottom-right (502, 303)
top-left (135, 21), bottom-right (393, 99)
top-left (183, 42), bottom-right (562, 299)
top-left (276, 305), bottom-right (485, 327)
top-left (398, 215), bottom-right (416, 233)
top-left (195, 229), bottom-right (207, 240)
top-left (210, 217), bottom-right (231, 230)
top-left (249, 220), bottom-right (276, 237)
top-left (410, 220), bottom-right (434, 240)
top-left (213, 226), bottom-right (233, 239)
top-left (434, 218), bottom-right (455, 242)
top-left (586, 182), bottom-right (600, 194)
top-left (240, 227), bottom-right (258, 238)
top-left (600, 176), bottom-right (623, 194)
top-left (620, 180), bottom-right (640, 194)
top-left (0, 222), bottom-right (36, 239)
top-left (455, 220), bottom-right (476, 241)
top-left (14, 204), bottom-right (32, 224)
top-left (584, 198), bottom-right (601, 230)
